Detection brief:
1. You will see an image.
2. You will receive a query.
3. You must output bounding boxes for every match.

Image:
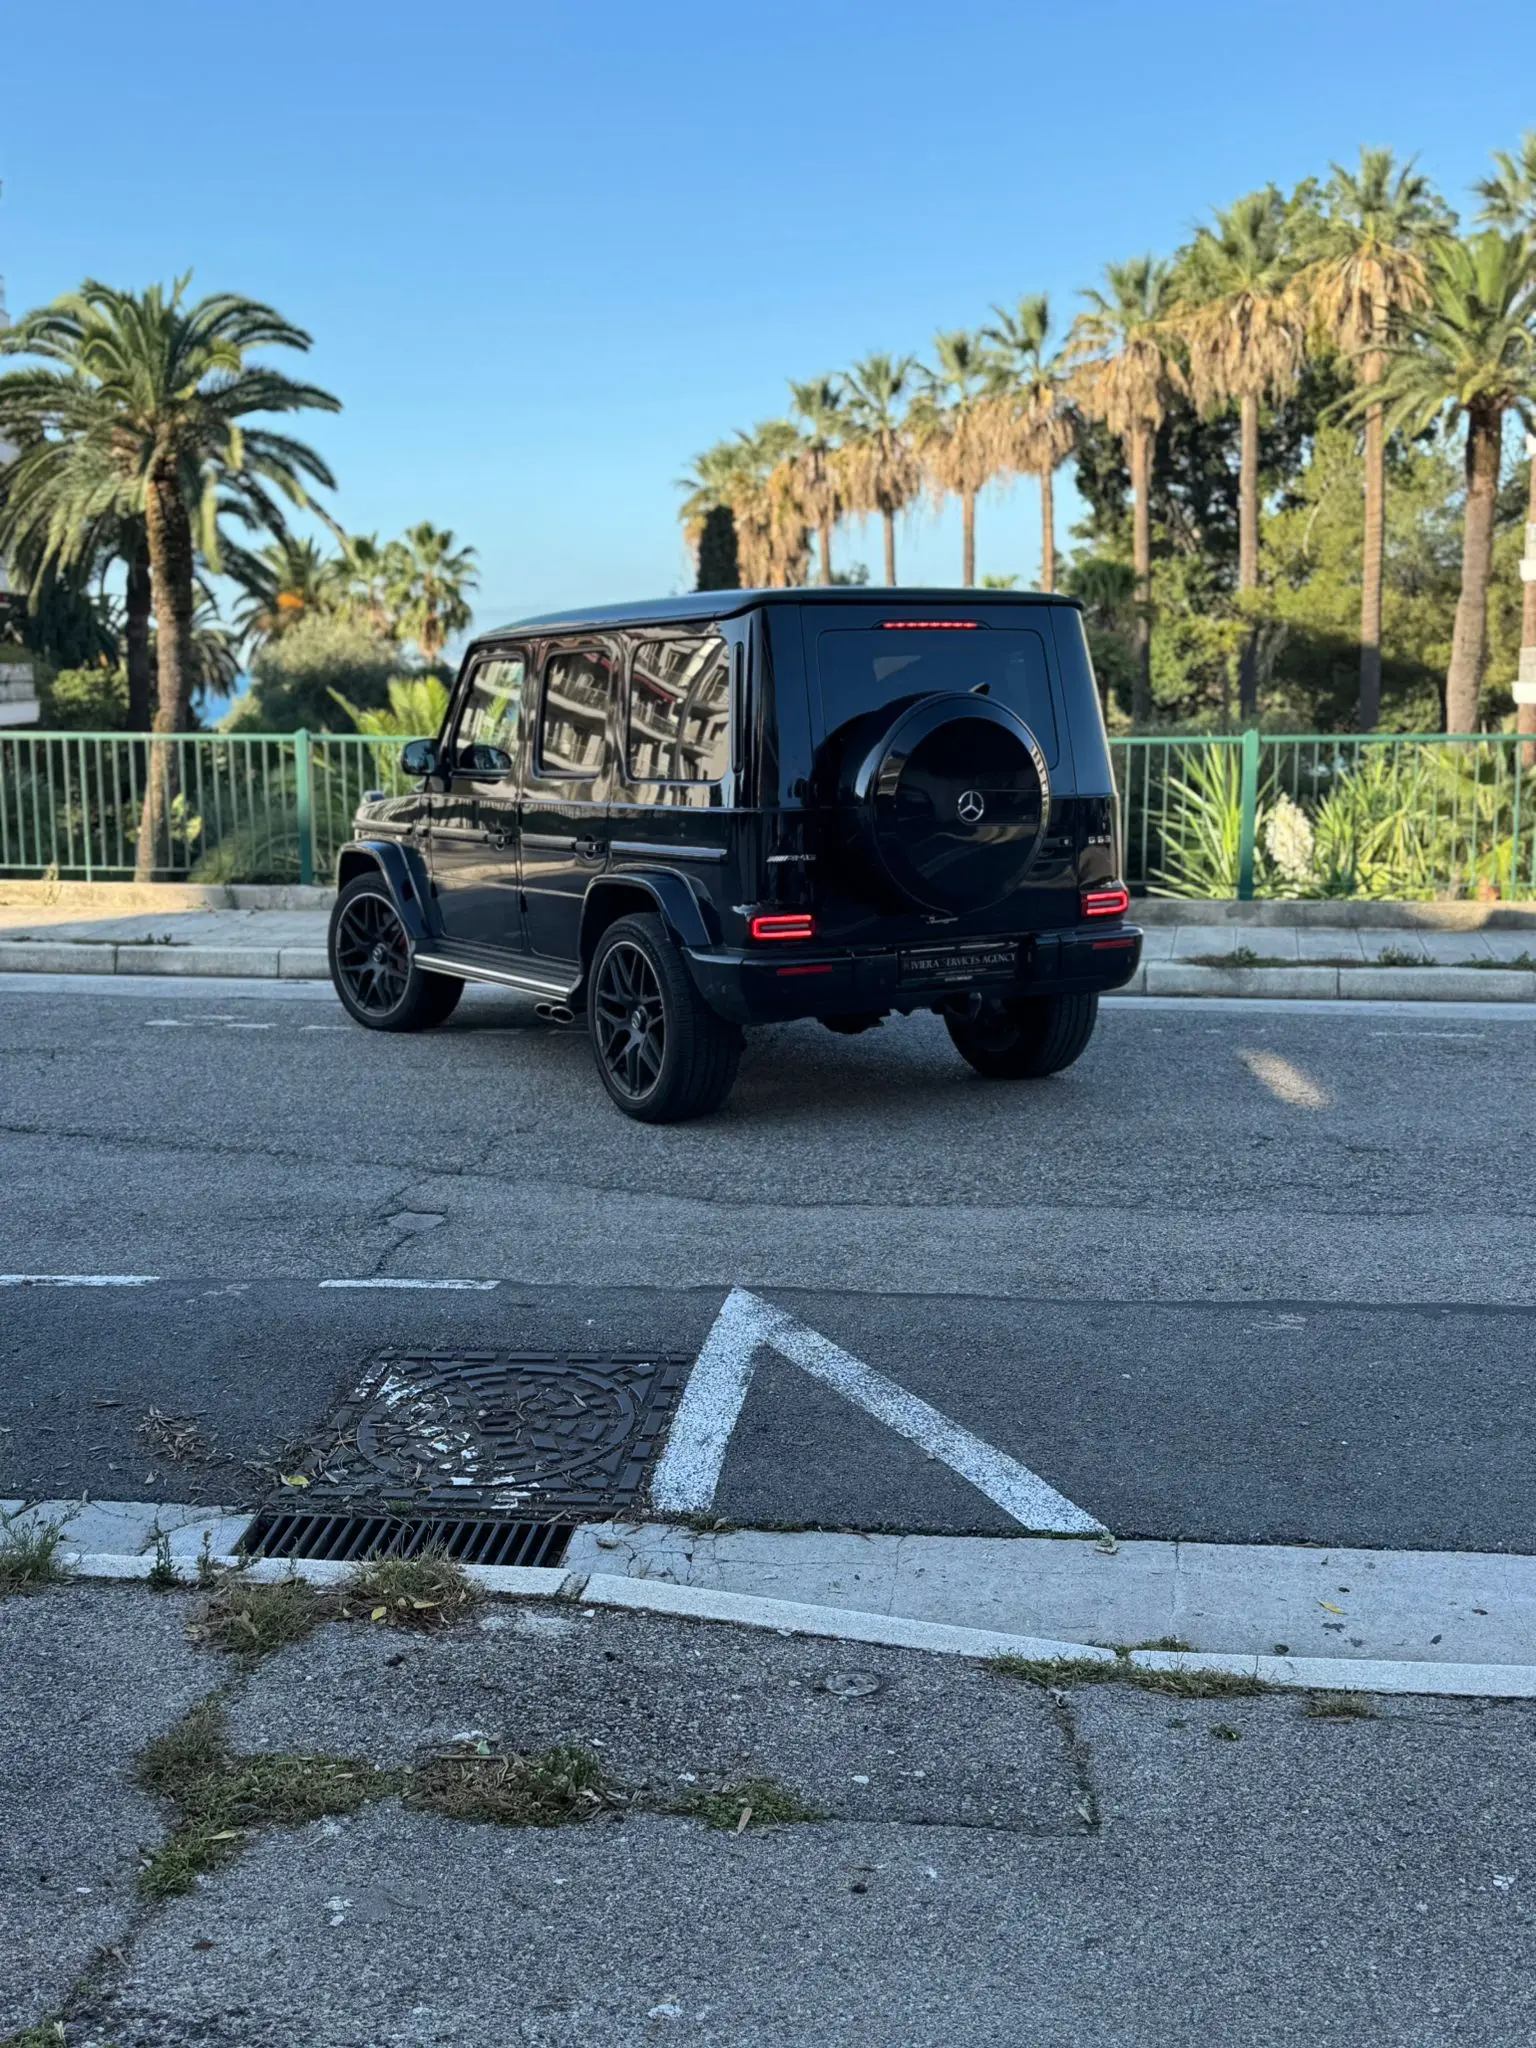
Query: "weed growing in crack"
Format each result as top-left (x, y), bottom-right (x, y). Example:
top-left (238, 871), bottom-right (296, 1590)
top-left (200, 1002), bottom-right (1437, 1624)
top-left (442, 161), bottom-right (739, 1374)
top-left (337, 1551), bottom-right (478, 1630)
top-left (0, 2023), bottom-right (69, 2048)
top-left (988, 1654), bottom-right (1269, 1699)
top-left (1304, 1691), bottom-right (1380, 1721)
top-left (672, 1778), bottom-right (825, 1831)
top-left (0, 1512), bottom-right (71, 1597)
top-left (405, 1742), bottom-right (617, 1827)
top-left (146, 1531), bottom-right (182, 1593)
top-left (187, 1576), bottom-right (326, 1657)
top-left (134, 1699), bottom-right (397, 1900)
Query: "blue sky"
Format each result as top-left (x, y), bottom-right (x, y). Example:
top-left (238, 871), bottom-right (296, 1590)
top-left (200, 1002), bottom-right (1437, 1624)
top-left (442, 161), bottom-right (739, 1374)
top-left (4, 0), bottom-right (1532, 640)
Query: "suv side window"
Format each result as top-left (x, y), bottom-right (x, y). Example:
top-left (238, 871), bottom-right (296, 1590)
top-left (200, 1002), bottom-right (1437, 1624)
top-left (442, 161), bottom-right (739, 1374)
top-left (452, 652), bottom-right (526, 773)
top-left (627, 636), bottom-right (730, 784)
top-left (537, 643), bottom-right (615, 776)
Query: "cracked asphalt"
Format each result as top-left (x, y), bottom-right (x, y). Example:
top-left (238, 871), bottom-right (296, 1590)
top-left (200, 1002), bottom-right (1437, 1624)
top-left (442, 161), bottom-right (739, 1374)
top-left (2, 978), bottom-right (1534, 1547)
top-left (7, 1583), bottom-right (1536, 2048)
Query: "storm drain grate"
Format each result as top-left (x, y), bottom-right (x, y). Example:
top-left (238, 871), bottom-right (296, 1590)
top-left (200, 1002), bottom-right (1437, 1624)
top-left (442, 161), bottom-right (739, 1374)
top-left (239, 1510), bottom-right (572, 1569)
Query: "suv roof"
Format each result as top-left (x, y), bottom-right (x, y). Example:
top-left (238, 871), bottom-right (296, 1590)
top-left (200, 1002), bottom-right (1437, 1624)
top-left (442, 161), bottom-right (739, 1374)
top-left (476, 586), bottom-right (1082, 646)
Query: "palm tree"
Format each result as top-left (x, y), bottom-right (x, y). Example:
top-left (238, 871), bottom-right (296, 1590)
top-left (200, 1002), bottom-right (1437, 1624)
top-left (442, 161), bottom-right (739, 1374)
top-left (1476, 133), bottom-right (1536, 229)
top-left (1366, 231), bottom-right (1536, 732)
top-left (982, 295), bottom-right (1074, 591)
top-left (1173, 189), bottom-right (1307, 718)
top-left (787, 377), bottom-right (845, 584)
top-left (911, 331), bottom-right (1005, 586)
top-left (386, 523), bottom-right (477, 663)
top-left (227, 533), bottom-right (342, 652)
top-left (1067, 259), bottom-right (1186, 723)
top-left (1301, 151), bottom-right (1446, 729)
top-left (0, 280), bottom-right (337, 872)
top-left (839, 352), bottom-right (920, 584)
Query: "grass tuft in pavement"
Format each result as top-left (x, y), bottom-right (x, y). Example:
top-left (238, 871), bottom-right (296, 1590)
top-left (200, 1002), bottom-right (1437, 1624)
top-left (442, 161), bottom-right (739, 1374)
top-left (1304, 1690), bottom-right (1380, 1720)
top-left (1188, 948), bottom-right (1293, 969)
top-left (134, 1698), bottom-right (398, 1900)
top-left (0, 2023), bottom-right (69, 2048)
top-left (407, 1742), bottom-right (616, 1827)
top-left (989, 1653), bottom-right (1269, 1699)
top-left (673, 1778), bottom-right (825, 1831)
top-left (188, 1574), bottom-right (326, 1657)
top-left (337, 1550), bottom-right (478, 1630)
top-left (1468, 951), bottom-right (1536, 971)
top-left (1376, 946), bottom-right (1430, 967)
top-left (0, 1512), bottom-right (71, 1598)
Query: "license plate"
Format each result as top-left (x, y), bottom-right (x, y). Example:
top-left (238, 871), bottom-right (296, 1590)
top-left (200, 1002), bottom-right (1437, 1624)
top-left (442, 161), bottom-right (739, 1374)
top-left (898, 941), bottom-right (1020, 986)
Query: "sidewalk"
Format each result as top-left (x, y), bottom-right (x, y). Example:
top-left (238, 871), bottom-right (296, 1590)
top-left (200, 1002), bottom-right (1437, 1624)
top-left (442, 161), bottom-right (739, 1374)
top-left (7, 1576), bottom-right (1535, 2046)
top-left (1, 885), bottom-right (1534, 999)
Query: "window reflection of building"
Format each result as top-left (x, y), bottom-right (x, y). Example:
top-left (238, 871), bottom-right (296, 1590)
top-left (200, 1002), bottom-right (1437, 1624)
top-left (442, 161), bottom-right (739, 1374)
top-left (628, 637), bottom-right (729, 782)
top-left (540, 647), bottom-right (613, 775)
top-left (460, 658), bottom-right (524, 755)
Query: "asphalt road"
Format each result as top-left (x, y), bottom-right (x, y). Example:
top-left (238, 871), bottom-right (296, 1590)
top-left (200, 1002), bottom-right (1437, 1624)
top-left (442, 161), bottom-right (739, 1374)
top-left (3, 974), bottom-right (1534, 1549)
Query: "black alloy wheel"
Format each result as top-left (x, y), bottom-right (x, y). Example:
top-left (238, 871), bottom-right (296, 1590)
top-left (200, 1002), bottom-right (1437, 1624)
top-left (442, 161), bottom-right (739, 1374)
top-left (333, 887), bottom-right (411, 1016)
top-left (585, 913), bottom-right (742, 1123)
top-left (328, 874), bottom-right (463, 1032)
top-left (593, 939), bottom-right (666, 1102)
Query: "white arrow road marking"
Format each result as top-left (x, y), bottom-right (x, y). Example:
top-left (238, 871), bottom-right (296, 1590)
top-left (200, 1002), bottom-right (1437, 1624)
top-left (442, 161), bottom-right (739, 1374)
top-left (651, 1288), bottom-right (1103, 1535)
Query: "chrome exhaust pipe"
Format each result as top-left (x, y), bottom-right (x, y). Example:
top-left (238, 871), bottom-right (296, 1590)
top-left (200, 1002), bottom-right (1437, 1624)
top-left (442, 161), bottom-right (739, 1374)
top-left (534, 1000), bottom-right (576, 1025)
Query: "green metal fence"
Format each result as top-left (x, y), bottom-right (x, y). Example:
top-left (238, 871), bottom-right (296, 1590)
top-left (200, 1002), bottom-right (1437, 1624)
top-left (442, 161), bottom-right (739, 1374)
top-left (0, 730), bottom-right (413, 886)
top-left (2, 726), bottom-right (1532, 899)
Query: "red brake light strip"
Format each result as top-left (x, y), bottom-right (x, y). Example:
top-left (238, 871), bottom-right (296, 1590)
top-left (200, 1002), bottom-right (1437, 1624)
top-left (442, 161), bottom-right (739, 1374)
top-left (750, 912), bottom-right (816, 942)
top-left (880, 620), bottom-right (979, 630)
top-left (1081, 886), bottom-right (1131, 919)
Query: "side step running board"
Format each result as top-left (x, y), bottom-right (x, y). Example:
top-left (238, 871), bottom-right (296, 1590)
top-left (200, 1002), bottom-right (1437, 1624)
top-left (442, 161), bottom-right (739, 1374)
top-left (414, 952), bottom-right (579, 1002)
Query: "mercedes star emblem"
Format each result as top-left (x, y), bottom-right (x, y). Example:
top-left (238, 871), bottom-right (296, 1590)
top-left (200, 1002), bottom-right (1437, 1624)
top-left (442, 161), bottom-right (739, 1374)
top-left (957, 789), bottom-right (986, 823)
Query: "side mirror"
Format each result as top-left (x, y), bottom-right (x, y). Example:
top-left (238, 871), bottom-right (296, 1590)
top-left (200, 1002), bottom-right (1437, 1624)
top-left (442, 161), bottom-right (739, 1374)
top-left (456, 743), bottom-right (515, 779)
top-left (400, 738), bottom-right (439, 778)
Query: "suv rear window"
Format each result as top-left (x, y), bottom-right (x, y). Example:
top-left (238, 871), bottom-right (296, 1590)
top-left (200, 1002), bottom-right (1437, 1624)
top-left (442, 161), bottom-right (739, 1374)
top-left (814, 627), bottom-right (1059, 764)
top-left (628, 636), bottom-right (730, 782)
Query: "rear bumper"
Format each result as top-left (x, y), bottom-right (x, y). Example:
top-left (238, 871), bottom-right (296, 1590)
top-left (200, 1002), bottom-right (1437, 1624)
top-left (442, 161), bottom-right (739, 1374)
top-left (685, 924), bottom-right (1143, 1026)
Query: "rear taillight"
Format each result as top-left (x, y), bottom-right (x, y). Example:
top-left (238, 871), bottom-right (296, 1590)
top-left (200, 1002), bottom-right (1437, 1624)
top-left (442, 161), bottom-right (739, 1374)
top-left (1081, 885), bottom-right (1130, 920)
top-left (749, 912), bottom-right (817, 942)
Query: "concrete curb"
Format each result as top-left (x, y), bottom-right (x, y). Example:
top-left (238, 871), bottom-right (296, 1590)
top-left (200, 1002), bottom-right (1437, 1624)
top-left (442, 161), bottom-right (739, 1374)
top-left (47, 1548), bottom-right (1536, 1699)
top-left (3, 941), bottom-right (1535, 1002)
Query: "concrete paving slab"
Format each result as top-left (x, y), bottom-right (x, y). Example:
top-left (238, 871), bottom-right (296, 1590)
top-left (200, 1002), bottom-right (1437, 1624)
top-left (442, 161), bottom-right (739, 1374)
top-left (1343, 965), bottom-right (1536, 1001)
top-left (1171, 925), bottom-right (1301, 960)
top-left (114, 944), bottom-right (282, 977)
top-left (0, 1586), bottom-right (215, 2037)
top-left (0, 940), bottom-right (117, 973)
top-left (1296, 925), bottom-right (1367, 960)
top-left (228, 1603), bottom-right (1081, 1834)
top-left (1146, 962), bottom-right (1340, 997)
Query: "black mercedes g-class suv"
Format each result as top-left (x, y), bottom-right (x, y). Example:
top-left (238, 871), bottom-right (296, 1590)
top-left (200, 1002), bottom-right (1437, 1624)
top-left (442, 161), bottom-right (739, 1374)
top-left (328, 588), bottom-right (1141, 1120)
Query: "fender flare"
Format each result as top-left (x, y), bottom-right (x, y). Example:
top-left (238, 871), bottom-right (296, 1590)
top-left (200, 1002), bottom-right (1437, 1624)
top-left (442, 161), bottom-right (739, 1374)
top-left (334, 839), bottom-right (434, 947)
top-left (579, 868), bottom-right (714, 962)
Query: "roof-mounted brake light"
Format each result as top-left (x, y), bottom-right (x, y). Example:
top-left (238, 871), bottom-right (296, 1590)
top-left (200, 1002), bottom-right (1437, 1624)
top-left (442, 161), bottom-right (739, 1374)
top-left (880, 620), bottom-right (980, 630)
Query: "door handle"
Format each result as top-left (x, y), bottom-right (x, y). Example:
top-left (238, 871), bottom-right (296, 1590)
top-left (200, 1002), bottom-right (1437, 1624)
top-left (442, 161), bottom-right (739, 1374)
top-left (575, 836), bottom-right (606, 861)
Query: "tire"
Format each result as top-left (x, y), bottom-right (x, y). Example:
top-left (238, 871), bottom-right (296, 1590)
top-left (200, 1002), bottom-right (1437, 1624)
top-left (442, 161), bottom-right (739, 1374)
top-left (328, 873), bottom-right (463, 1032)
top-left (587, 912), bottom-right (742, 1123)
top-left (945, 992), bottom-right (1098, 1080)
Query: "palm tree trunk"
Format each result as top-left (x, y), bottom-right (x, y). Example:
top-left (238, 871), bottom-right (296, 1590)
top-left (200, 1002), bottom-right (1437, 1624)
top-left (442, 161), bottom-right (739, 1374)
top-left (1038, 469), bottom-right (1056, 593)
top-left (1357, 374), bottom-right (1386, 732)
top-left (124, 527), bottom-right (153, 731)
top-left (1519, 436), bottom-right (1536, 768)
top-left (1129, 424), bottom-right (1152, 727)
top-left (962, 489), bottom-right (976, 586)
top-left (883, 509), bottom-right (897, 586)
top-left (818, 516), bottom-right (834, 586)
top-left (1444, 401), bottom-right (1502, 735)
top-left (1237, 390), bottom-right (1261, 722)
top-left (136, 469), bottom-right (196, 881)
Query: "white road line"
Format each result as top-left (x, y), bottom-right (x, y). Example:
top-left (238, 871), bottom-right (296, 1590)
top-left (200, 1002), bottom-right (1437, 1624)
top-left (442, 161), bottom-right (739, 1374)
top-left (0, 1274), bottom-right (160, 1287)
top-left (316, 1278), bottom-right (500, 1291)
top-left (1108, 993), bottom-right (1536, 1021)
top-left (651, 1287), bottom-right (1103, 1535)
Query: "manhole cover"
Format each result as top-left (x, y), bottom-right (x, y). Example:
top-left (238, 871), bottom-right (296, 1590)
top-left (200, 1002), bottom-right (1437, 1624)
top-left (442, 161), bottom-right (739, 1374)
top-left (281, 1351), bottom-right (691, 1514)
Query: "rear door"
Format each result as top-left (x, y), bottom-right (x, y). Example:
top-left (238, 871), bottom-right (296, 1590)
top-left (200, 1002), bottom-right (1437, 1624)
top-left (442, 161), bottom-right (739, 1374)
top-left (521, 637), bottom-right (618, 965)
top-left (428, 648), bottom-right (528, 955)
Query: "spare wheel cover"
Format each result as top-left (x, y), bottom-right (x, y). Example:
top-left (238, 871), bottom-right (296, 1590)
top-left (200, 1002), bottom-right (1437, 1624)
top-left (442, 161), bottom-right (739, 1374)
top-left (852, 693), bottom-right (1051, 913)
